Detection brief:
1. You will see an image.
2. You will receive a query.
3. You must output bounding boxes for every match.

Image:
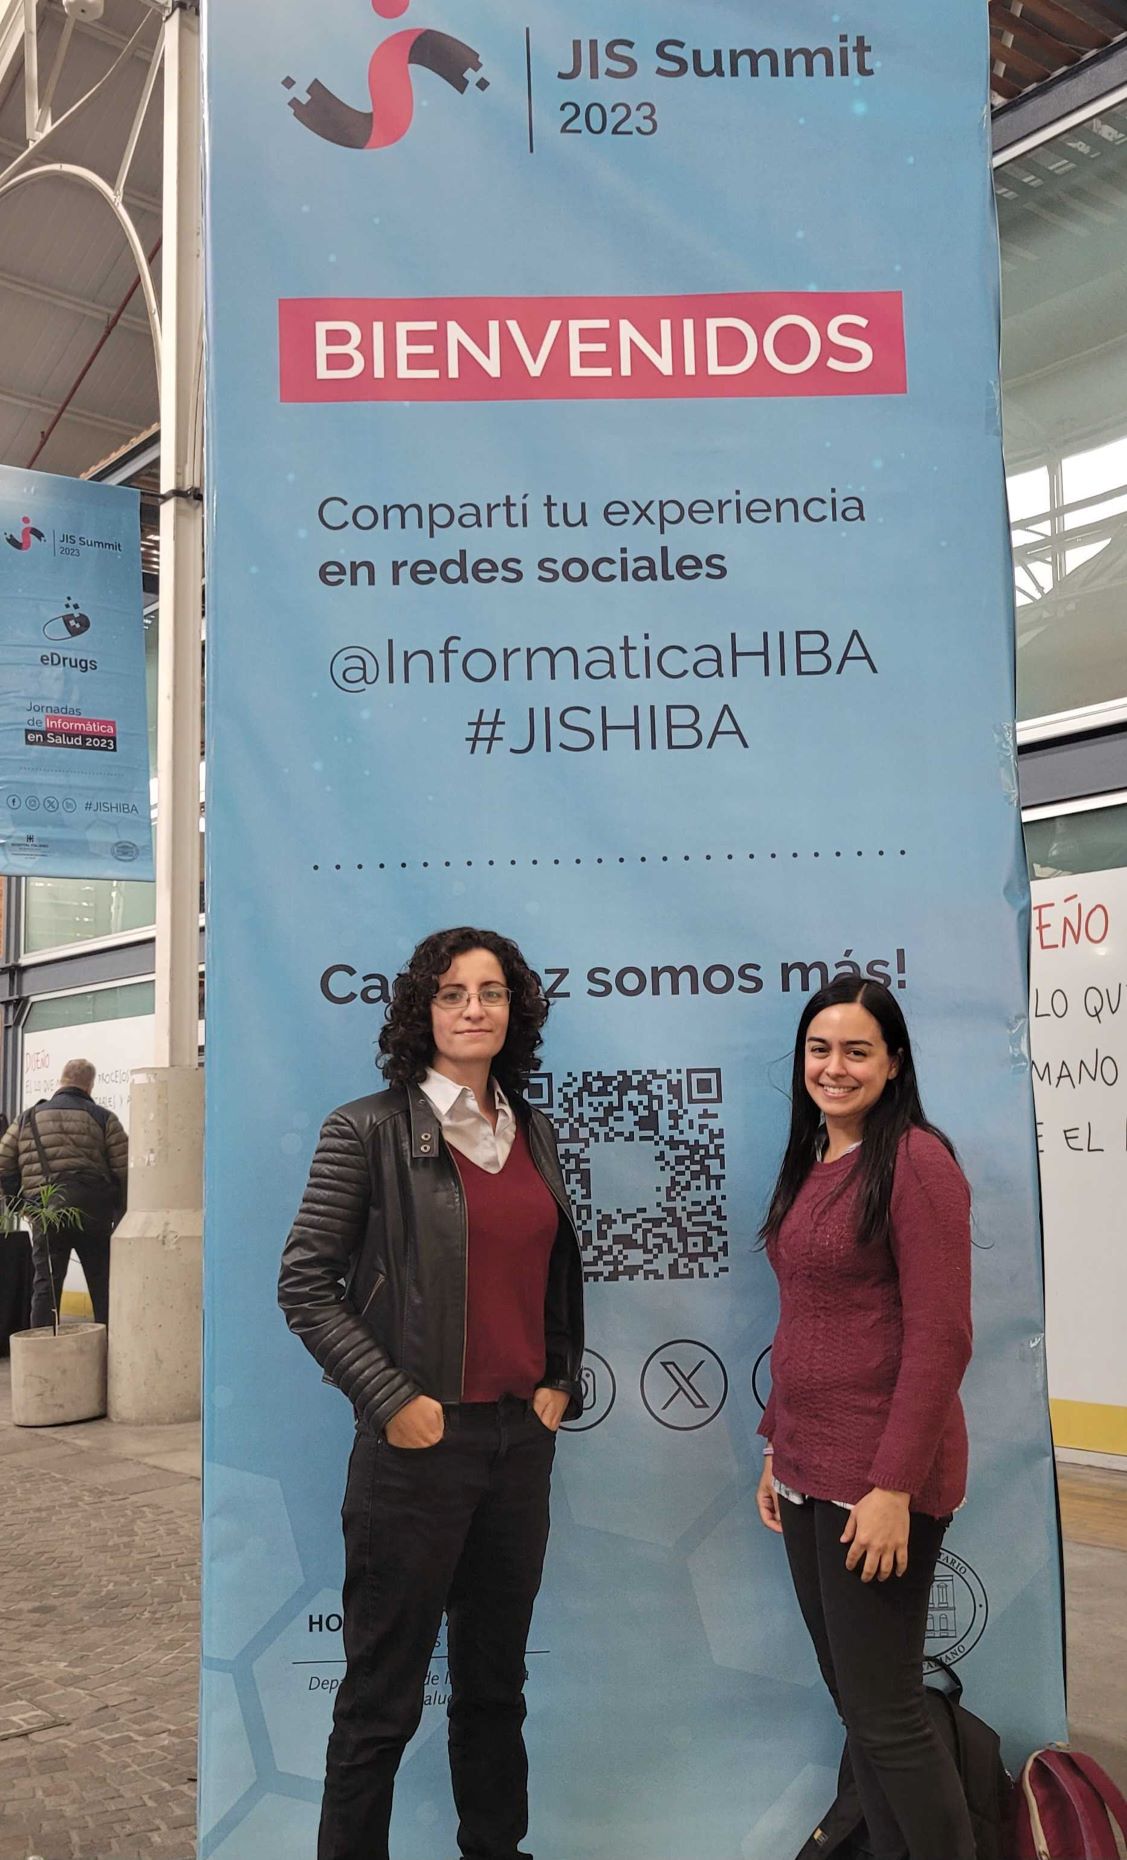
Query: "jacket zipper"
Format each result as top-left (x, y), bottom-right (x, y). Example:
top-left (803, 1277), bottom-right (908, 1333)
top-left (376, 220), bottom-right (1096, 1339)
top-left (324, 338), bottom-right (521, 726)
top-left (424, 1129), bottom-right (469, 1399)
top-left (358, 1271), bottom-right (385, 1320)
top-left (446, 1148), bottom-right (469, 1399)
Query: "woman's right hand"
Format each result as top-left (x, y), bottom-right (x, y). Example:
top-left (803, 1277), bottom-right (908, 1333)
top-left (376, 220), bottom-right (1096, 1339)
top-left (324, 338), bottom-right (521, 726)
top-left (756, 1453), bottom-right (783, 1533)
top-left (384, 1394), bottom-right (446, 1449)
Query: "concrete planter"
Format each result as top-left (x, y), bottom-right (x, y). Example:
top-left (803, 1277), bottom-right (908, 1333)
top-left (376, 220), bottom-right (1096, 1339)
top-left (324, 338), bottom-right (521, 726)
top-left (10, 1321), bottom-right (108, 1427)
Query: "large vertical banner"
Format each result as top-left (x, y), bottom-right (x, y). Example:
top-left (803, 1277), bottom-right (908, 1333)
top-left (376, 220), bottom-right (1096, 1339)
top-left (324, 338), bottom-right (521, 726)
top-left (202, 6), bottom-right (1066, 1856)
top-left (0, 465), bottom-right (152, 880)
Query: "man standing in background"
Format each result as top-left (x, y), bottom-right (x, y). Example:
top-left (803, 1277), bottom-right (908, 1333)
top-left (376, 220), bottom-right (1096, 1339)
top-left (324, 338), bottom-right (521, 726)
top-left (0, 1058), bottom-right (128, 1328)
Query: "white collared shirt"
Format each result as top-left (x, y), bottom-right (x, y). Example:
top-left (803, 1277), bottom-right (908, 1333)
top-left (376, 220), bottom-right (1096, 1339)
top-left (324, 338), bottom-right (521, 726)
top-left (419, 1069), bottom-right (516, 1174)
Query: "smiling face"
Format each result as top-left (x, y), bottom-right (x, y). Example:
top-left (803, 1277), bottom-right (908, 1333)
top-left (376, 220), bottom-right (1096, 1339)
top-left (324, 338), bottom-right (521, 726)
top-left (803, 1001), bottom-right (900, 1138)
top-left (429, 945), bottom-right (510, 1085)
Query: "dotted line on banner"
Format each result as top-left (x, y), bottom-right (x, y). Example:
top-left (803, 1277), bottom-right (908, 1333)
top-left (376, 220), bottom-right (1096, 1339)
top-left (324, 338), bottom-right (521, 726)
top-left (310, 850), bottom-right (909, 872)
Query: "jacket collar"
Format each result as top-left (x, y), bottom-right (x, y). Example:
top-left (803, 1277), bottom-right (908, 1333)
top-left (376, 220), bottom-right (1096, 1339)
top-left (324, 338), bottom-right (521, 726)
top-left (405, 1078), bottom-right (525, 1158)
top-left (405, 1081), bottom-right (442, 1160)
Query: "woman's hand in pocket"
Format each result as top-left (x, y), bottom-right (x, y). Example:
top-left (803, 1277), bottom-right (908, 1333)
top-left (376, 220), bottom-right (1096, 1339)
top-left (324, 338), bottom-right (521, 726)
top-left (532, 1386), bottom-right (569, 1432)
top-left (384, 1395), bottom-right (445, 1449)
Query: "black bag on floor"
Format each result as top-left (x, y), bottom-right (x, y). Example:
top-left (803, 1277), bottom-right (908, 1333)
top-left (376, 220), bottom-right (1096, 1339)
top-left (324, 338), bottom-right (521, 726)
top-left (793, 1739), bottom-right (865, 1859)
top-left (794, 1661), bottom-right (1014, 1860)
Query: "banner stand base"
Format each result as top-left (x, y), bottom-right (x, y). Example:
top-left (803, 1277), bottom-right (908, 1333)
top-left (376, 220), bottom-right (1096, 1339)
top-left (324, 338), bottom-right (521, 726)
top-left (108, 1065), bottom-right (202, 1425)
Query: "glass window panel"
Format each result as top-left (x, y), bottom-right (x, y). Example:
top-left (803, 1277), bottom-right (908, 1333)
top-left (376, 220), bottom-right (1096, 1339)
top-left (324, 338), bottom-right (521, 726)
top-left (1023, 803), bottom-right (1127, 881)
top-left (23, 982), bottom-right (155, 1033)
top-left (1062, 434), bottom-right (1127, 508)
top-left (1007, 465), bottom-right (1050, 524)
top-left (23, 875), bottom-right (157, 953)
top-left (997, 104), bottom-right (1127, 722)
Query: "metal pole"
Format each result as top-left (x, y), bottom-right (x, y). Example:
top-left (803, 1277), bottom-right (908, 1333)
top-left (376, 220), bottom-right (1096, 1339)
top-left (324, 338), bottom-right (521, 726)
top-left (109, 2), bottom-right (204, 1422)
top-left (154, 0), bottom-right (202, 1071)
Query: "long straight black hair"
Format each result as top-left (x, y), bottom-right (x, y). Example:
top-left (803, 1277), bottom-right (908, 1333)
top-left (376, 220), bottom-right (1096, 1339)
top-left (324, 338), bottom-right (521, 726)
top-left (759, 977), bottom-right (957, 1250)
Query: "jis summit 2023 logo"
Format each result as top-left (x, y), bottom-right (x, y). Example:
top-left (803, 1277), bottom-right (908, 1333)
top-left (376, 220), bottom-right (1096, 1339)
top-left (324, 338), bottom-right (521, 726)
top-left (283, 0), bottom-right (488, 150)
top-left (5, 515), bottom-right (45, 551)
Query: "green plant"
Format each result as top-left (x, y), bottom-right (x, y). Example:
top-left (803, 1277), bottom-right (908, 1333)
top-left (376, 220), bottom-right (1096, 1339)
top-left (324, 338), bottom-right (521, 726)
top-left (2, 1184), bottom-right (83, 1337)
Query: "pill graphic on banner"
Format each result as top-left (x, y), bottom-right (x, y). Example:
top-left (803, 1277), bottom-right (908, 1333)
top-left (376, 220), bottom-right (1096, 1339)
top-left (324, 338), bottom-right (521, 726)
top-left (42, 598), bottom-right (92, 640)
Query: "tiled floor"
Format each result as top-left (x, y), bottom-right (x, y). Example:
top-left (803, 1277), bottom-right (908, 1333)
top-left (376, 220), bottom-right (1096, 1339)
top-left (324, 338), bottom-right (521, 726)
top-left (1, 1363), bottom-right (1124, 1858)
top-left (1057, 1461), bottom-right (1127, 1793)
top-left (0, 1363), bottom-right (199, 1860)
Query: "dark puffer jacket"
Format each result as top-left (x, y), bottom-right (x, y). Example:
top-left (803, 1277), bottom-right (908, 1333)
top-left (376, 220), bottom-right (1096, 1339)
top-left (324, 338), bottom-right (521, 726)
top-left (0, 1086), bottom-right (128, 1205)
top-left (278, 1082), bottom-right (585, 1435)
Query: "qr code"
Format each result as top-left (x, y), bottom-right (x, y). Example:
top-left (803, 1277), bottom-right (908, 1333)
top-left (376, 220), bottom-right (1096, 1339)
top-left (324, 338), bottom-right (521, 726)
top-left (528, 1068), bottom-right (728, 1283)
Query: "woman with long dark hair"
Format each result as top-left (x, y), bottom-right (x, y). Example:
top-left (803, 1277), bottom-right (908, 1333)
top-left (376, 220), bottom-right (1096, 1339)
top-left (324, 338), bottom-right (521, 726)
top-left (756, 976), bottom-right (975, 1860)
top-left (279, 926), bottom-right (584, 1860)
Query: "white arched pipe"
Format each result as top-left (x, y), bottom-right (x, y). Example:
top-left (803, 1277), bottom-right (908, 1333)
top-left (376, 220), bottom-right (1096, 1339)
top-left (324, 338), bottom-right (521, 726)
top-left (0, 163), bottom-right (161, 377)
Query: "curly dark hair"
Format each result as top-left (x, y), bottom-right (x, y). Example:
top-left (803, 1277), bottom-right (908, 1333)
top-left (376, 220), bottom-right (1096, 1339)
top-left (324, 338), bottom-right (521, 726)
top-left (377, 926), bottom-right (548, 1097)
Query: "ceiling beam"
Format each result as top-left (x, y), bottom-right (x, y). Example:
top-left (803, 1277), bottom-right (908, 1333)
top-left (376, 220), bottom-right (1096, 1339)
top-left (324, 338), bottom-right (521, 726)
top-left (0, 131), bottom-right (161, 215)
top-left (1002, 16), bottom-right (1088, 65)
top-left (0, 0), bottom-right (35, 115)
top-left (1018, 0), bottom-right (1117, 46)
top-left (992, 32), bottom-right (1057, 80)
top-left (0, 0), bottom-right (24, 77)
top-left (0, 382), bottom-right (144, 437)
top-left (71, 9), bottom-right (164, 67)
top-left (0, 1), bottom-right (159, 138)
top-left (1073, 0), bottom-right (1127, 28)
top-left (0, 262), bottom-right (152, 335)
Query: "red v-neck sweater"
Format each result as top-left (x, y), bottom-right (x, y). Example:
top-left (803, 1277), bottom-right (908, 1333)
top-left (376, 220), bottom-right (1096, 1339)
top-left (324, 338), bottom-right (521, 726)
top-left (451, 1123), bottom-right (559, 1402)
top-left (757, 1127), bottom-right (973, 1517)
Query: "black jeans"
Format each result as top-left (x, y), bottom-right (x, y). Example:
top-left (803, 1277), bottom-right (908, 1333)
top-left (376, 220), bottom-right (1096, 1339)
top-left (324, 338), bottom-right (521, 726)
top-left (780, 1498), bottom-right (975, 1860)
top-left (318, 1399), bottom-right (556, 1860)
top-left (29, 1219), bottom-right (111, 1328)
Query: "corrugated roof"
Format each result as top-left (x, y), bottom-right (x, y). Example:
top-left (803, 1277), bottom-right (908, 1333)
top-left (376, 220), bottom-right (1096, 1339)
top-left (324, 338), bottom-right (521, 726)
top-left (991, 0), bottom-right (1127, 104)
top-left (0, 0), bottom-right (162, 478)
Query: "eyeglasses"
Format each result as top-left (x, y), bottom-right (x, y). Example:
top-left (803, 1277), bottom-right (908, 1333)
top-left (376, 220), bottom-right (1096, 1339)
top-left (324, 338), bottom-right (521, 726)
top-left (433, 985), bottom-right (512, 1010)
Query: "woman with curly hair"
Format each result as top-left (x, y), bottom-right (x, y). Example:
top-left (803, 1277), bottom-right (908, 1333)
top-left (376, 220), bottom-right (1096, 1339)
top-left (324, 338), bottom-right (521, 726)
top-left (279, 926), bottom-right (584, 1860)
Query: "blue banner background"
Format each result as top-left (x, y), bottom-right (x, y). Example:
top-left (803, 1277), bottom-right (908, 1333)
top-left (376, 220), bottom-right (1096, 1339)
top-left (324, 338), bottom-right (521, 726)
top-left (0, 464), bottom-right (152, 880)
top-left (202, 4), bottom-right (1066, 1855)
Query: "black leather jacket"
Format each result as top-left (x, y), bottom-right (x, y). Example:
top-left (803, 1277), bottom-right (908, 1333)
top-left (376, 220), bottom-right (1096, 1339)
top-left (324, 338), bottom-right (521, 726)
top-left (278, 1082), bottom-right (585, 1432)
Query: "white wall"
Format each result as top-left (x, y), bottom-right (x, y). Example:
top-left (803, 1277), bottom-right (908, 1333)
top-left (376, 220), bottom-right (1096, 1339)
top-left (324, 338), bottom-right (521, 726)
top-left (1029, 865), bottom-right (1127, 1453)
top-left (21, 1013), bottom-right (154, 1129)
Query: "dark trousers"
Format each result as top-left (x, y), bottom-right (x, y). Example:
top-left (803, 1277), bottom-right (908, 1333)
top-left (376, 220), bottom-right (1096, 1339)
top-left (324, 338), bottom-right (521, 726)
top-left (318, 1399), bottom-right (557, 1860)
top-left (29, 1220), bottom-right (111, 1328)
top-left (780, 1498), bottom-right (975, 1860)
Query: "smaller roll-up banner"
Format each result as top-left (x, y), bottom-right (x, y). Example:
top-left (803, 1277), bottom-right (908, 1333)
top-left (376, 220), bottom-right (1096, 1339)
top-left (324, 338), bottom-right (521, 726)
top-left (0, 464), bottom-right (153, 881)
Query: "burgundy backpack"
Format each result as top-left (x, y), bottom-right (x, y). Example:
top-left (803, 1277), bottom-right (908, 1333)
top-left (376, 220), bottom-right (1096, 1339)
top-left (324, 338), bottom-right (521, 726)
top-left (1011, 1749), bottom-right (1127, 1859)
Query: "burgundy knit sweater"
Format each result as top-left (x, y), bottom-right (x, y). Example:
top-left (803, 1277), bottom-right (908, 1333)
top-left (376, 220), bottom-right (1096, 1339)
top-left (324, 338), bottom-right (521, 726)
top-left (757, 1126), bottom-right (972, 1518)
top-left (452, 1125), bottom-right (558, 1403)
